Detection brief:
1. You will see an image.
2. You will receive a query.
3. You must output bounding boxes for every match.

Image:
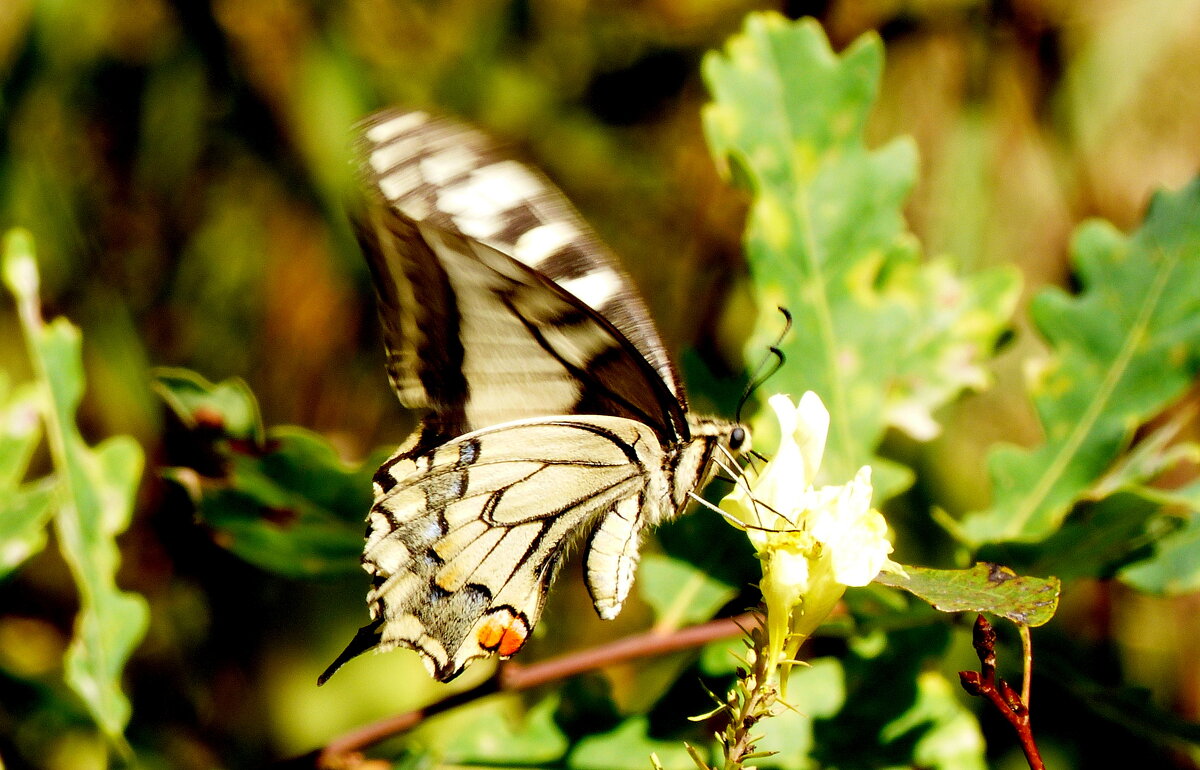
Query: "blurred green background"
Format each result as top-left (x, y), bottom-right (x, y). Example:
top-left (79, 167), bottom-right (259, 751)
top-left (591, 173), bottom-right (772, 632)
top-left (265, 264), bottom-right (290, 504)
top-left (1, 0), bottom-right (1199, 767)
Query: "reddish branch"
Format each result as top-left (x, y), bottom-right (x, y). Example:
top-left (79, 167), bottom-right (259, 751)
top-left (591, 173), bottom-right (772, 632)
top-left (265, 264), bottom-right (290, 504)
top-left (958, 615), bottom-right (1045, 770)
top-left (310, 612), bottom-right (761, 768)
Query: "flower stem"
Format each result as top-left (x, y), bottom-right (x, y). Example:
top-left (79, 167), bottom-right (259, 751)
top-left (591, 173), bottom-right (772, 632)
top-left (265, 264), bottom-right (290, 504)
top-left (717, 618), bottom-right (779, 770)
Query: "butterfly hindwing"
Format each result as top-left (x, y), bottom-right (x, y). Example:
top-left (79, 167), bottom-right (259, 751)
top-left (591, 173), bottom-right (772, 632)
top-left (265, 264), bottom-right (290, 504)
top-left (363, 416), bottom-right (669, 680)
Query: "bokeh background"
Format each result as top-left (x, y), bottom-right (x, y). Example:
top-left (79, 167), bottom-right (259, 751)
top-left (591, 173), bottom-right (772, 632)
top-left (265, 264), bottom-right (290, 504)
top-left (1, 0), bottom-right (1199, 767)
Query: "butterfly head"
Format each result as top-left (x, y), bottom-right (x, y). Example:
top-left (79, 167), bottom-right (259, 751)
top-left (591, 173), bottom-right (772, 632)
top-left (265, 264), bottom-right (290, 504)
top-left (668, 416), bottom-right (750, 517)
top-left (687, 415), bottom-right (751, 454)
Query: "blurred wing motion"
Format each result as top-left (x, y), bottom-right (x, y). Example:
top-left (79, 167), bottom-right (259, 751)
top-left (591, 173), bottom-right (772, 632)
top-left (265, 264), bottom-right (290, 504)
top-left (321, 109), bottom-right (743, 684)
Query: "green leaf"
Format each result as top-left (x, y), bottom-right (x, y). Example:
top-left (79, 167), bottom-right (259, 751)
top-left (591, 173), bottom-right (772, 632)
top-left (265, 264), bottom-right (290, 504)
top-left (228, 427), bottom-right (383, 524)
top-left (637, 554), bottom-right (737, 630)
top-left (171, 426), bottom-right (383, 577)
top-left (156, 365), bottom-right (383, 577)
top-left (978, 491), bottom-right (1164, 583)
top-left (427, 693), bottom-right (569, 766)
top-left (1090, 406), bottom-right (1200, 500)
top-left (1119, 511), bottom-right (1200, 594)
top-left (152, 366), bottom-right (263, 442)
top-left (0, 376), bottom-right (41, 488)
top-left (2, 229), bottom-right (149, 746)
top-left (751, 657), bottom-right (845, 766)
top-left (0, 376), bottom-right (54, 577)
top-left (568, 716), bottom-right (694, 770)
top-left (0, 478), bottom-right (56, 578)
top-left (961, 179), bottom-right (1200, 542)
top-left (874, 563), bottom-right (1060, 627)
top-left (1119, 480), bottom-right (1200, 594)
top-left (881, 671), bottom-right (987, 770)
top-left (702, 13), bottom-right (1019, 496)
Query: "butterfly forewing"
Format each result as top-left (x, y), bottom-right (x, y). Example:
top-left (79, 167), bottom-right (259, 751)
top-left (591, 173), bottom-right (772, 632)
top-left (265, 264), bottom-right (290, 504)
top-left (359, 205), bottom-right (689, 442)
top-left (355, 109), bottom-right (688, 431)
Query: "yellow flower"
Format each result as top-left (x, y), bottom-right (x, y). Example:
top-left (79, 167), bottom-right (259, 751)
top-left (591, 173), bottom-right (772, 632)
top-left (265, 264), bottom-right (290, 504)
top-left (720, 393), bottom-right (893, 691)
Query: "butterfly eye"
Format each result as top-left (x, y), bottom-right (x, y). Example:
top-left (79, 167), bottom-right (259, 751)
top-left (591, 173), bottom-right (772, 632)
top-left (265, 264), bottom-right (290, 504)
top-left (729, 426), bottom-right (748, 451)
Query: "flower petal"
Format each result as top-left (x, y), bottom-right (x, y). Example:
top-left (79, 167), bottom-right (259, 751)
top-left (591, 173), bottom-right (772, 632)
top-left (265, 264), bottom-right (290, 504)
top-left (715, 392), bottom-right (894, 694)
top-left (793, 391), bottom-right (829, 484)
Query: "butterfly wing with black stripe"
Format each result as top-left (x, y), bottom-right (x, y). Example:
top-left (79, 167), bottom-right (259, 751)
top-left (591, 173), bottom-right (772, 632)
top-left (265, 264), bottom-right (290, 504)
top-left (356, 202), bottom-right (690, 449)
top-left (339, 416), bottom-right (672, 681)
top-left (351, 108), bottom-right (690, 445)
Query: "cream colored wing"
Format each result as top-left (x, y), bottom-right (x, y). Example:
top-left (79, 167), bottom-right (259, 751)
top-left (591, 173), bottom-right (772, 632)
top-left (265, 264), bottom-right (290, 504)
top-left (355, 107), bottom-right (687, 428)
top-left (355, 213), bottom-right (690, 446)
top-left (327, 416), bottom-right (671, 682)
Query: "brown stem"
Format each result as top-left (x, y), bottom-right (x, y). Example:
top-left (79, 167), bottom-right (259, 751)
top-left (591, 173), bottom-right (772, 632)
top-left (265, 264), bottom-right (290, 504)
top-left (314, 612), bottom-right (761, 768)
top-left (958, 615), bottom-right (1045, 770)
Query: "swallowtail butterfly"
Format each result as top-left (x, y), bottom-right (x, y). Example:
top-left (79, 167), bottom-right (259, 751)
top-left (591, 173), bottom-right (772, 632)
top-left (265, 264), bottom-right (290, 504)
top-left (320, 109), bottom-right (747, 684)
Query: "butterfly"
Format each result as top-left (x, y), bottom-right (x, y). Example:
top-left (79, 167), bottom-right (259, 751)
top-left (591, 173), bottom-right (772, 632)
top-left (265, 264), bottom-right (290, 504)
top-left (319, 108), bottom-right (747, 684)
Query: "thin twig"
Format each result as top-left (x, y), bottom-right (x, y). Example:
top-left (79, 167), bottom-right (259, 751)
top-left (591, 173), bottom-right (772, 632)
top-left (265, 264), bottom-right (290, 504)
top-left (958, 615), bottom-right (1045, 770)
top-left (313, 612), bottom-right (761, 768)
top-left (1018, 623), bottom-right (1033, 708)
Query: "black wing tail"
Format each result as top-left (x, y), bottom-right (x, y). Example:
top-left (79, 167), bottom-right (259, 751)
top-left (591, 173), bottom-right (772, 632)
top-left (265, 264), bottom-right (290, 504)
top-left (318, 618), bottom-right (384, 686)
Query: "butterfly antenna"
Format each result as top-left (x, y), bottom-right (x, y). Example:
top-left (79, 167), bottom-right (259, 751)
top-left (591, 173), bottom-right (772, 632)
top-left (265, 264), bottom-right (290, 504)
top-left (735, 307), bottom-right (793, 424)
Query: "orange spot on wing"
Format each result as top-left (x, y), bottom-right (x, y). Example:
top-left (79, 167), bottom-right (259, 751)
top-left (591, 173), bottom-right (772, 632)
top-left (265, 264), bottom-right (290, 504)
top-left (477, 610), bottom-right (529, 658)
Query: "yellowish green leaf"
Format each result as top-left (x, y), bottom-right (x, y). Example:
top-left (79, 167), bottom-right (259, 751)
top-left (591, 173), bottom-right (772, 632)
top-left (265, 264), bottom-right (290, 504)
top-left (2, 229), bottom-right (148, 746)
top-left (962, 180), bottom-right (1200, 542)
top-left (874, 563), bottom-right (1060, 627)
top-left (702, 14), bottom-right (1019, 497)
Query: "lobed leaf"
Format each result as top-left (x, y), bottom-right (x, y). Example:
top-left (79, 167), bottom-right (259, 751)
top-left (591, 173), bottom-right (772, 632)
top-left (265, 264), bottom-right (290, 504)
top-left (702, 13), bottom-right (1019, 496)
top-left (874, 563), bottom-right (1060, 627)
top-left (2, 229), bottom-right (149, 745)
top-left (0, 478), bottom-right (56, 579)
top-left (961, 179), bottom-right (1200, 542)
top-left (0, 376), bottom-right (42, 488)
top-left (1089, 406), bottom-right (1200, 501)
